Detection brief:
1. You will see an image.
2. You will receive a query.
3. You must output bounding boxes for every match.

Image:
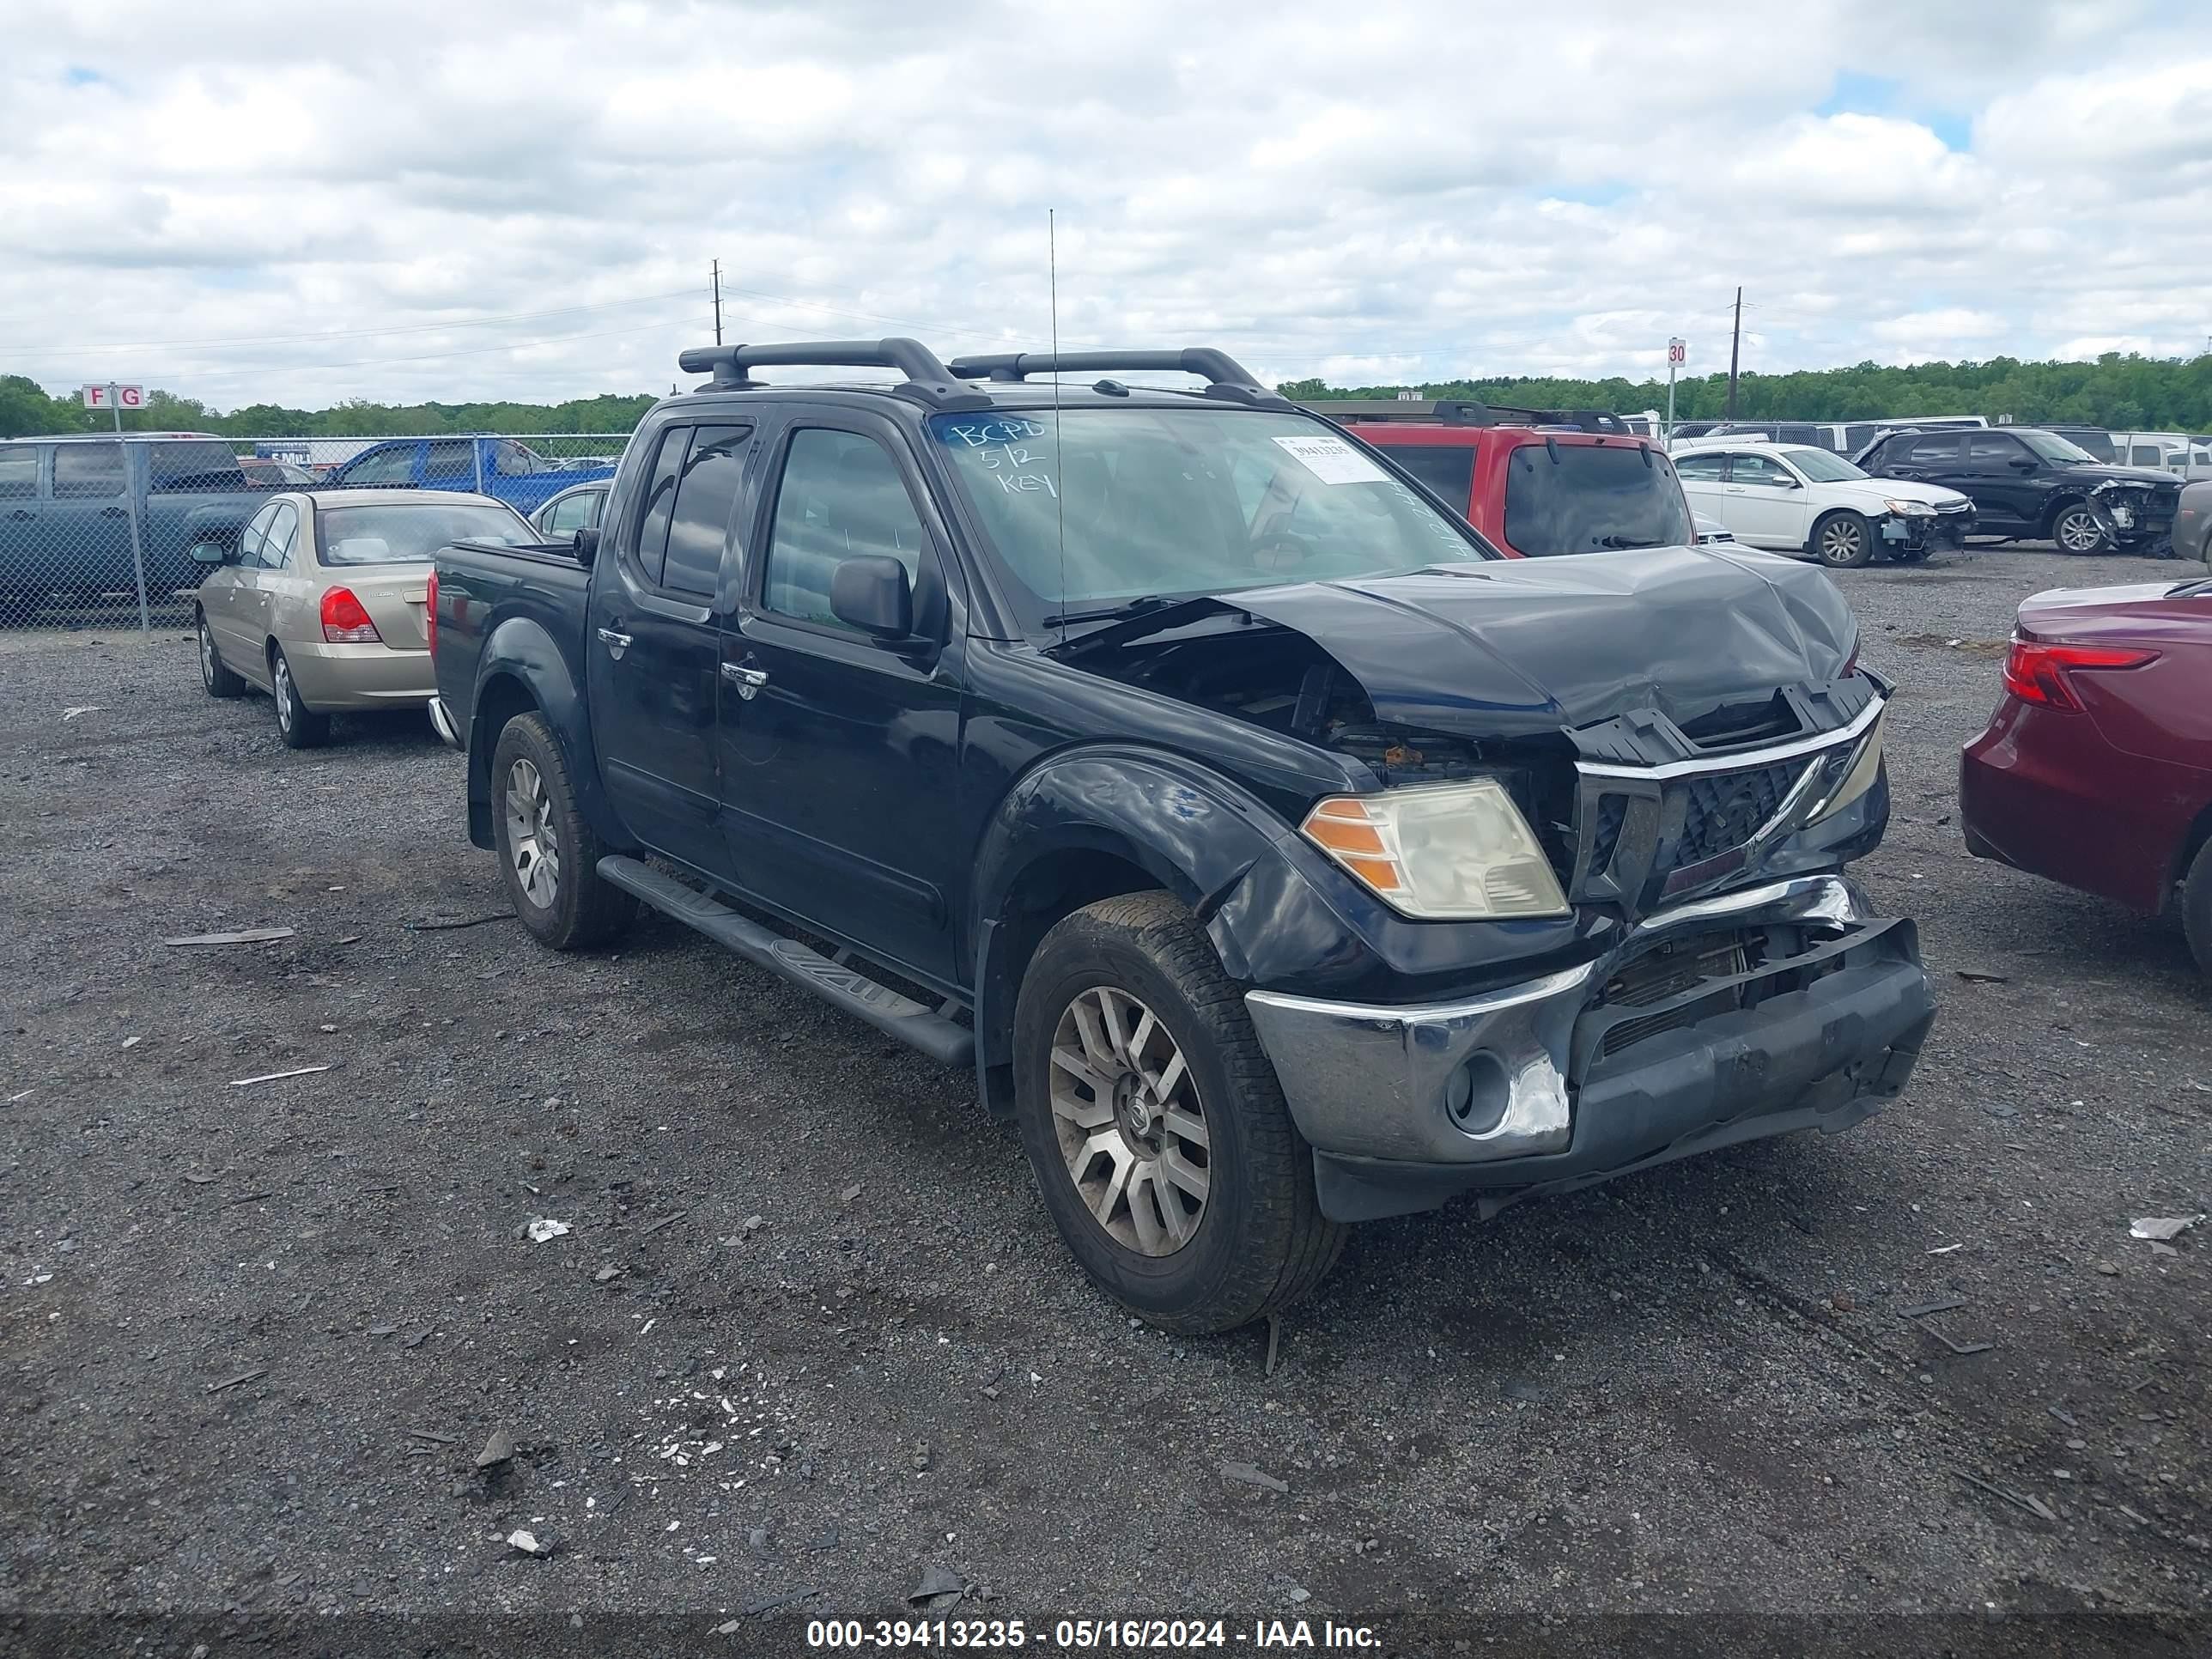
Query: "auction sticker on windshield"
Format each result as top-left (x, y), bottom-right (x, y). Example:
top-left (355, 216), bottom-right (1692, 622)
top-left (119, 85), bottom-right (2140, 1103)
top-left (1273, 434), bottom-right (1389, 484)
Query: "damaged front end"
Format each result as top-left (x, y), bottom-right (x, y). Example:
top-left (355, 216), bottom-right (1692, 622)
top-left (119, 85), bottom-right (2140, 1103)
top-left (2090, 477), bottom-right (2181, 551)
top-left (1043, 552), bottom-right (1930, 1223)
top-left (1879, 498), bottom-right (1976, 556)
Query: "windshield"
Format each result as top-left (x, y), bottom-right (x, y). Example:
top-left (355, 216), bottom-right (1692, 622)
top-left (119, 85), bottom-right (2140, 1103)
top-left (2017, 429), bottom-right (2099, 465)
top-left (1500, 441), bottom-right (1695, 556)
top-left (1780, 447), bottom-right (1868, 483)
top-left (317, 501), bottom-right (534, 565)
top-left (930, 408), bottom-right (1482, 620)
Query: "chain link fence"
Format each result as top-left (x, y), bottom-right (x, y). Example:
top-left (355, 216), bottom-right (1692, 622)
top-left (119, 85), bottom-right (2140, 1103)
top-left (0, 434), bottom-right (628, 633)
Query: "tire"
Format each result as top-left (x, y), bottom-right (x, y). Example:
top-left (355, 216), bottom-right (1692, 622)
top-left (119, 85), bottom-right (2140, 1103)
top-left (1012, 890), bottom-right (1345, 1334)
top-left (1811, 510), bottom-right (1875, 569)
top-left (197, 611), bottom-right (246, 698)
top-left (269, 645), bottom-right (331, 748)
top-left (489, 711), bottom-right (635, 951)
top-left (2051, 503), bottom-right (2108, 556)
top-left (2184, 838), bottom-right (2212, 981)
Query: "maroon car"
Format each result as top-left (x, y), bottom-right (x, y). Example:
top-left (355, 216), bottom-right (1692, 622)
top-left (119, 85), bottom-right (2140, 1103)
top-left (1961, 575), bottom-right (2212, 975)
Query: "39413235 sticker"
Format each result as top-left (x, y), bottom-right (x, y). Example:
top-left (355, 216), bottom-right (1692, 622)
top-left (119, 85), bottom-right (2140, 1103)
top-left (1271, 434), bottom-right (1390, 485)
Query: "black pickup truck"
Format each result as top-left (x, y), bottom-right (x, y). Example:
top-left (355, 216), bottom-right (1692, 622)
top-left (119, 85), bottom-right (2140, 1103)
top-left (428, 338), bottom-right (1935, 1333)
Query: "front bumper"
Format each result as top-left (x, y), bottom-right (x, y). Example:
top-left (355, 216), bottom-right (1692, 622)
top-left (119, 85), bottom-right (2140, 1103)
top-left (1245, 874), bottom-right (1935, 1222)
top-left (1880, 505), bottom-right (1974, 553)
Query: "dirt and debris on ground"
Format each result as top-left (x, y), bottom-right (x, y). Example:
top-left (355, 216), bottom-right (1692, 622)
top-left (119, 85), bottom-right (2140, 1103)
top-left (0, 546), bottom-right (2205, 1647)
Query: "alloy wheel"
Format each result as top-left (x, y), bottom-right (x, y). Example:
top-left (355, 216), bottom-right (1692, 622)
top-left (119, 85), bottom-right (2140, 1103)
top-left (199, 622), bottom-right (216, 688)
top-left (2056, 509), bottom-right (2103, 554)
top-left (1819, 520), bottom-right (1864, 565)
top-left (273, 657), bottom-right (293, 732)
top-left (1048, 985), bottom-right (1211, 1256)
top-left (503, 757), bottom-right (561, 908)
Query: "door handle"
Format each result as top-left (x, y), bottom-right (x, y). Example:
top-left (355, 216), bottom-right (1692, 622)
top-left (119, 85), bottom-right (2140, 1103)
top-left (100, 506), bottom-right (129, 519)
top-left (6, 509), bottom-right (30, 521)
top-left (596, 627), bottom-right (633, 648)
top-left (720, 661), bottom-right (769, 700)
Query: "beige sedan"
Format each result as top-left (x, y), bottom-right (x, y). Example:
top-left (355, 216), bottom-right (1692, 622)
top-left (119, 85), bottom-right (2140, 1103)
top-left (189, 489), bottom-right (534, 747)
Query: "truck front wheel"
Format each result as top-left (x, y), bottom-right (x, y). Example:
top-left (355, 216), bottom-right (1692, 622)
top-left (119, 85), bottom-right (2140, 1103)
top-left (1012, 890), bottom-right (1345, 1334)
top-left (490, 712), bottom-right (635, 950)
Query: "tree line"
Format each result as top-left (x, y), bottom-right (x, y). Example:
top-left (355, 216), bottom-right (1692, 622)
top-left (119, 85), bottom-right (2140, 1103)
top-left (1279, 350), bottom-right (2212, 432)
top-left (7, 349), bottom-right (2210, 441)
top-left (0, 374), bottom-right (653, 440)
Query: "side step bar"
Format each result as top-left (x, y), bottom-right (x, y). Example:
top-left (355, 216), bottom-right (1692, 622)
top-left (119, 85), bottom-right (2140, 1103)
top-left (597, 856), bottom-right (974, 1067)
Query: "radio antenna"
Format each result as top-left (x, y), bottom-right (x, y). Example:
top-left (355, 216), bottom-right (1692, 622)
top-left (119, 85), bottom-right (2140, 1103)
top-left (1049, 208), bottom-right (1066, 645)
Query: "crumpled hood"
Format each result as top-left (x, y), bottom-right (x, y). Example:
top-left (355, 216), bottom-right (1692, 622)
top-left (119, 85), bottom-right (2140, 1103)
top-left (1856, 478), bottom-right (1972, 510)
top-left (2068, 465), bottom-right (2178, 490)
top-left (1226, 546), bottom-right (1859, 738)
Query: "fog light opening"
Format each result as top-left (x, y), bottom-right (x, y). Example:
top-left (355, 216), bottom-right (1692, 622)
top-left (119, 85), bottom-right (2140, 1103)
top-left (1447, 1053), bottom-right (1511, 1137)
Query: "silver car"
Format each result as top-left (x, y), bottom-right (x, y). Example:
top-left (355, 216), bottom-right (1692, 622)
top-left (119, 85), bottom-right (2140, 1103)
top-left (188, 489), bottom-right (533, 747)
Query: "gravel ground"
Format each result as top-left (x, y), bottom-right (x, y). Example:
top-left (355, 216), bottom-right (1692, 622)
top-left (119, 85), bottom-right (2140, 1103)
top-left (1, 542), bottom-right (2206, 1655)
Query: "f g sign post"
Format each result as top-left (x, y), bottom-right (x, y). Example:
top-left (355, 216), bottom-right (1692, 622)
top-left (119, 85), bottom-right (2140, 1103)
top-left (81, 381), bottom-right (145, 432)
top-left (1665, 339), bottom-right (1686, 439)
top-left (78, 382), bottom-right (152, 631)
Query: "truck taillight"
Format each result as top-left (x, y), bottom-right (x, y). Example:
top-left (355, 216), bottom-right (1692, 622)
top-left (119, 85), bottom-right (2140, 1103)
top-left (2001, 636), bottom-right (2155, 711)
top-left (320, 586), bottom-right (382, 645)
top-left (425, 569), bottom-right (438, 657)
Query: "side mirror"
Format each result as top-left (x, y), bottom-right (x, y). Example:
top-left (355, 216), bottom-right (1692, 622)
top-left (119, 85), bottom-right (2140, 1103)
top-left (189, 541), bottom-right (228, 565)
top-left (572, 526), bottom-right (600, 565)
top-left (830, 554), bottom-right (914, 638)
top-left (2010, 458), bottom-right (2037, 472)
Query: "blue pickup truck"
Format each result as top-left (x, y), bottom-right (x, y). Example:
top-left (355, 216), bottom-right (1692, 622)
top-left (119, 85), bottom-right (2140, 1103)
top-left (323, 435), bottom-right (616, 514)
top-left (428, 338), bottom-right (1935, 1332)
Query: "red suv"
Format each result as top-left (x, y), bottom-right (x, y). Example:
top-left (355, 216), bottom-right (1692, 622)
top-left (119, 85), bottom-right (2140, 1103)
top-left (1316, 401), bottom-right (1698, 557)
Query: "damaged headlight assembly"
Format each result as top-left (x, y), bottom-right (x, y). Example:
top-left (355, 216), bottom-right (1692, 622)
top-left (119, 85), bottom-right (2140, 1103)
top-left (1883, 499), bottom-right (1934, 517)
top-left (1301, 779), bottom-right (1569, 920)
top-left (1803, 708), bottom-right (1887, 826)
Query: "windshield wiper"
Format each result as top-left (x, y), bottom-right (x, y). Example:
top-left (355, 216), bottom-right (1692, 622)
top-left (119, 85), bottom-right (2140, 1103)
top-left (1042, 594), bottom-right (1178, 628)
top-left (1592, 535), bottom-right (1667, 550)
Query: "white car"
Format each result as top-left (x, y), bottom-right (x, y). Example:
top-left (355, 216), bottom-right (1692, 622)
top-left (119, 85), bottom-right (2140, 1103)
top-left (1671, 440), bottom-right (1977, 568)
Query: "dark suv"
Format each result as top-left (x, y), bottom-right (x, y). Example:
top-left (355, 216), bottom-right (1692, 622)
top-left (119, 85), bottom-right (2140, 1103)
top-left (1856, 426), bottom-right (2179, 555)
top-left (1314, 400), bottom-right (1698, 558)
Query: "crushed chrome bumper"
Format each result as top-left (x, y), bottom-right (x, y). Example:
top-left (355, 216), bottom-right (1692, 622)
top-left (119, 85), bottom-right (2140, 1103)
top-left (1245, 874), bottom-right (1935, 1220)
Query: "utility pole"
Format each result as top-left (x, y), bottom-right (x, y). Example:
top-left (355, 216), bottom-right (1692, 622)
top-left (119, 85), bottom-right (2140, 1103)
top-left (712, 259), bottom-right (723, 346)
top-left (1725, 287), bottom-right (1742, 419)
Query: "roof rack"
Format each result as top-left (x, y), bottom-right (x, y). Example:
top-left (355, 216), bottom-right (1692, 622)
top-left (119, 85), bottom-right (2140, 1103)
top-left (674, 337), bottom-right (990, 410)
top-left (1303, 399), bottom-right (1636, 435)
top-left (945, 349), bottom-right (1289, 409)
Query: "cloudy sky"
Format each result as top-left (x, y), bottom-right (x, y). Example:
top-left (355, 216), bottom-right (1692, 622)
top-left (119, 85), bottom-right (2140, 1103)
top-left (3, 0), bottom-right (2208, 411)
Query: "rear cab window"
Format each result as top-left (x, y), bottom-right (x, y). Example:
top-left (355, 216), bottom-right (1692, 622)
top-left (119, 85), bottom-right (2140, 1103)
top-left (659, 426), bottom-right (752, 599)
top-left (1500, 441), bottom-right (1694, 556)
top-left (149, 441), bottom-right (249, 492)
top-left (53, 442), bottom-right (125, 498)
top-left (1372, 441), bottom-right (1476, 511)
top-left (0, 444), bottom-right (38, 499)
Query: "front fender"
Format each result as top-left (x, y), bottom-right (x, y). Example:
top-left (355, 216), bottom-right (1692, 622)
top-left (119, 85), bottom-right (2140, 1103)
top-left (465, 615), bottom-right (623, 852)
top-left (969, 746), bottom-right (1349, 1087)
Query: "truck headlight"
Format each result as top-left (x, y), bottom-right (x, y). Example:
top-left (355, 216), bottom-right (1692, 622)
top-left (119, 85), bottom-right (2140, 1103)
top-left (1883, 498), bottom-right (1933, 517)
top-left (1301, 780), bottom-right (1568, 920)
top-left (1805, 711), bottom-right (1886, 826)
